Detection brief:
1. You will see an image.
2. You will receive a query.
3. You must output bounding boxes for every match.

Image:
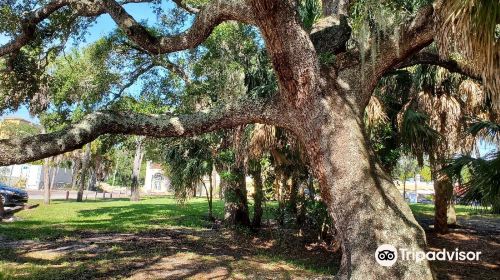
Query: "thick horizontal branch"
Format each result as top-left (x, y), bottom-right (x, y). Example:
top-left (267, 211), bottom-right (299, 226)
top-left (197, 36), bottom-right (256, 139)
top-left (396, 51), bottom-right (481, 80)
top-left (0, 95), bottom-right (280, 166)
top-left (103, 0), bottom-right (255, 54)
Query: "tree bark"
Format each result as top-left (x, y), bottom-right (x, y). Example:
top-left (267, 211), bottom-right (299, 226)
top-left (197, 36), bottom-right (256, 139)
top-left (430, 161), bottom-right (455, 234)
top-left (298, 95), bottom-right (433, 279)
top-left (224, 163), bottom-right (250, 227)
top-left (208, 172), bottom-right (213, 220)
top-left (250, 163), bottom-right (264, 228)
top-left (71, 157), bottom-right (81, 189)
top-left (50, 165), bottom-right (59, 192)
top-left (43, 158), bottom-right (51, 205)
top-left (88, 168), bottom-right (97, 191)
top-left (288, 172), bottom-right (299, 215)
top-left (130, 137), bottom-right (145, 202)
top-left (76, 143), bottom-right (91, 202)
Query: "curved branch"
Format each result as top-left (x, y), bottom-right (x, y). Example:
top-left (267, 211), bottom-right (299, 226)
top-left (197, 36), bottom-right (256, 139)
top-left (103, 0), bottom-right (255, 54)
top-left (362, 5), bottom-right (435, 98)
top-left (396, 51), bottom-right (481, 80)
top-left (0, 95), bottom-right (280, 166)
top-left (0, 0), bottom-right (67, 57)
top-left (0, 0), bottom-right (153, 57)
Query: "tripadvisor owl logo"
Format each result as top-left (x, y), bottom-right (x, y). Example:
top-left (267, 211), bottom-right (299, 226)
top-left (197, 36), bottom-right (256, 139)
top-left (375, 244), bottom-right (482, 267)
top-left (375, 244), bottom-right (398, 266)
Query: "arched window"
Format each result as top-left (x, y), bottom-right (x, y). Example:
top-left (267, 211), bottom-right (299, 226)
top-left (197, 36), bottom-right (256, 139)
top-left (152, 173), bottom-right (163, 191)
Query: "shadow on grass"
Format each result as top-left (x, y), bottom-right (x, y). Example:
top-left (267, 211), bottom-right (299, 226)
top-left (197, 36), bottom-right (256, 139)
top-left (0, 197), bottom-right (338, 279)
top-left (0, 198), bottom-right (224, 240)
top-left (0, 226), bottom-right (338, 279)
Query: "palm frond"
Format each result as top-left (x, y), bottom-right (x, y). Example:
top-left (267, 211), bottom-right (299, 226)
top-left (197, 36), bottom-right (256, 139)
top-left (468, 119), bottom-right (500, 144)
top-left (248, 124), bottom-right (277, 159)
top-left (398, 108), bottom-right (441, 165)
top-left (446, 151), bottom-right (500, 213)
top-left (436, 0), bottom-right (500, 109)
top-left (365, 95), bottom-right (389, 128)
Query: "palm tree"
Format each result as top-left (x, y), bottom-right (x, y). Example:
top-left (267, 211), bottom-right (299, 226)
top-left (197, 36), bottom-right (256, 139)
top-left (446, 120), bottom-right (500, 213)
top-left (368, 63), bottom-right (495, 233)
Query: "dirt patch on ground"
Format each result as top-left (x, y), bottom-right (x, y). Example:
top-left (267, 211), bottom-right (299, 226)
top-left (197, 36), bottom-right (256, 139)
top-left (419, 216), bottom-right (500, 280)
top-left (0, 228), bottom-right (338, 279)
top-left (1, 216), bottom-right (498, 279)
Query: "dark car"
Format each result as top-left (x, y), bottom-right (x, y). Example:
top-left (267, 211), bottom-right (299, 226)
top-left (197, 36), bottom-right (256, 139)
top-left (0, 183), bottom-right (28, 206)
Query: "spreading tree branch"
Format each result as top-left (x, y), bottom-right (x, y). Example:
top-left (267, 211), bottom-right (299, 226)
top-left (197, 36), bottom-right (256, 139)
top-left (102, 0), bottom-right (255, 54)
top-left (362, 5), bottom-right (436, 98)
top-left (0, 0), bottom-right (254, 57)
top-left (0, 0), bottom-right (152, 57)
top-left (0, 95), bottom-right (280, 166)
top-left (396, 51), bottom-right (481, 80)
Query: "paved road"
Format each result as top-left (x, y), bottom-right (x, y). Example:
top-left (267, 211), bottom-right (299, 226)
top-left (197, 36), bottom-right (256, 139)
top-left (26, 190), bottom-right (130, 200)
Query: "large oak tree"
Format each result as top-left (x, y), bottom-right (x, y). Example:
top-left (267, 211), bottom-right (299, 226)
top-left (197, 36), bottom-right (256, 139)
top-left (0, 0), bottom-right (493, 278)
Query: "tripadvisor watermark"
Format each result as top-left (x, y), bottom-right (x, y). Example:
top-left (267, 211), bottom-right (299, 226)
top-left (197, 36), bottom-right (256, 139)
top-left (375, 244), bottom-right (481, 267)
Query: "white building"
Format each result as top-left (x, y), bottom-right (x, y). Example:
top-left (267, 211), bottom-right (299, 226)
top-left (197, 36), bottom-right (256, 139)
top-left (143, 161), bottom-right (171, 193)
top-left (143, 161), bottom-right (224, 196)
top-left (0, 164), bottom-right (72, 190)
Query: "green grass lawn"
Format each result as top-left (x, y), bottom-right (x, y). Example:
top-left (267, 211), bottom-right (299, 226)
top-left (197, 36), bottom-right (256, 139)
top-left (408, 203), bottom-right (498, 218)
top-left (2, 197), bottom-right (496, 242)
top-left (0, 196), bottom-right (280, 241)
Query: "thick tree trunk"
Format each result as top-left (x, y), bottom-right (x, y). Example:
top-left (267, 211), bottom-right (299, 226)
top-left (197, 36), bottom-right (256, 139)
top-left (43, 158), bottom-right (51, 205)
top-left (77, 143), bottom-right (91, 202)
top-left (130, 137), bottom-right (144, 202)
top-left (224, 164), bottom-right (250, 226)
top-left (301, 96), bottom-right (433, 279)
top-left (431, 163), bottom-right (455, 234)
top-left (250, 163), bottom-right (264, 228)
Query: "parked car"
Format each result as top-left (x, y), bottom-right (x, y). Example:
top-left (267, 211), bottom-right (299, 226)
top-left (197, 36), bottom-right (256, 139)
top-left (0, 183), bottom-right (28, 206)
